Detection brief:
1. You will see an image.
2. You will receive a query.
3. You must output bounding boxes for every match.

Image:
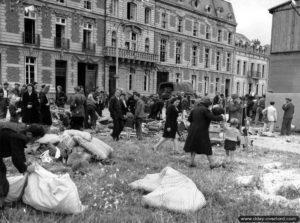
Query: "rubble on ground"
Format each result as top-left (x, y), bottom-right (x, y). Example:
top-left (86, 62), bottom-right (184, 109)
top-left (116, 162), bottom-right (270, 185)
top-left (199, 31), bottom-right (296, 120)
top-left (237, 162), bottom-right (300, 210)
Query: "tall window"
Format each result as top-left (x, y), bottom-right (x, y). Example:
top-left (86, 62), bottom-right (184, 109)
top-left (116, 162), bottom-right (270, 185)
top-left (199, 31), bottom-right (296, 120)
top-left (129, 68), bottom-right (135, 90)
top-left (24, 10), bottom-right (36, 45)
top-left (228, 32), bottom-right (233, 45)
top-left (160, 39), bottom-right (167, 62)
top-left (243, 82), bottom-right (245, 95)
top-left (177, 18), bottom-right (183, 32)
top-left (145, 8), bottom-right (151, 24)
top-left (205, 25), bottom-right (211, 39)
top-left (262, 65), bottom-right (265, 78)
top-left (257, 64), bottom-right (261, 77)
top-left (192, 46), bottom-right (197, 66)
top-left (112, 0), bottom-right (119, 16)
top-left (236, 82), bottom-right (240, 96)
top-left (243, 61), bottom-right (247, 75)
top-left (262, 84), bottom-right (264, 95)
top-left (131, 32), bottom-right (137, 51)
top-left (162, 13), bottom-right (167, 28)
top-left (204, 77), bottom-right (209, 95)
top-left (175, 42), bottom-right (182, 64)
top-left (216, 51), bottom-right (221, 71)
top-left (217, 29), bottom-right (222, 42)
top-left (144, 71), bottom-right (149, 91)
top-left (215, 78), bottom-right (220, 93)
top-left (84, 0), bottom-right (91, 10)
top-left (256, 84), bottom-right (259, 94)
top-left (83, 23), bottom-right (93, 49)
top-left (176, 73), bottom-right (181, 83)
top-left (111, 31), bottom-right (116, 47)
top-left (193, 21), bottom-right (198, 36)
top-left (25, 57), bottom-right (36, 84)
top-left (204, 48), bottom-right (210, 68)
top-left (55, 17), bottom-right (66, 48)
top-left (145, 38), bottom-right (150, 53)
top-left (237, 60), bottom-right (241, 75)
top-left (192, 75), bottom-right (197, 91)
top-left (226, 53), bottom-right (231, 72)
top-left (127, 2), bottom-right (137, 20)
top-left (250, 63), bottom-right (255, 76)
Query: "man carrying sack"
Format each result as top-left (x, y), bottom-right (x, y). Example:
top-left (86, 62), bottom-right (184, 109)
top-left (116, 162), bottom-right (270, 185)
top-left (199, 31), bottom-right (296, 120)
top-left (0, 124), bottom-right (45, 209)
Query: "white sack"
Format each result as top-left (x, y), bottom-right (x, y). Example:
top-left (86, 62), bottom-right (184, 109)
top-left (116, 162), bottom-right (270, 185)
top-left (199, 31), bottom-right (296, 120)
top-left (5, 175), bottom-right (28, 202)
top-left (74, 136), bottom-right (113, 160)
top-left (60, 133), bottom-right (77, 150)
top-left (63, 130), bottom-right (92, 141)
top-left (36, 134), bottom-right (60, 145)
top-left (129, 167), bottom-right (206, 213)
top-left (22, 164), bottom-right (87, 214)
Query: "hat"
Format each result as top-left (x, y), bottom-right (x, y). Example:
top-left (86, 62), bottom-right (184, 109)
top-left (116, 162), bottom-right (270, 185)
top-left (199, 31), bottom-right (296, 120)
top-left (200, 96), bottom-right (212, 107)
top-left (231, 94), bottom-right (238, 100)
top-left (27, 83), bottom-right (33, 88)
top-left (3, 82), bottom-right (9, 86)
top-left (286, 98), bottom-right (292, 101)
top-left (14, 83), bottom-right (20, 86)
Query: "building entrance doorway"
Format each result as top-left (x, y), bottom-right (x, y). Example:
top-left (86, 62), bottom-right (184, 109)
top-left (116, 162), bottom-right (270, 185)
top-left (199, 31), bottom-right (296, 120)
top-left (78, 63), bottom-right (97, 95)
top-left (55, 60), bottom-right (67, 92)
top-left (225, 79), bottom-right (231, 97)
top-left (156, 72), bottom-right (169, 92)
top-left (109, 66), bottom-right (116, 96)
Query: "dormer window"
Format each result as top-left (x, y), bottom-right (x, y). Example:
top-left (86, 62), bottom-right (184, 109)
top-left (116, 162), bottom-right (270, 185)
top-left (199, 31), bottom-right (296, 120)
top-left (217, 7), bottom-right (224, 14)
top-left (227, 13), bottom-right (233, 20)
top-left (205, 5), bottom-right (212, 13)
top-left (192, 0), bottom-right (200, 8)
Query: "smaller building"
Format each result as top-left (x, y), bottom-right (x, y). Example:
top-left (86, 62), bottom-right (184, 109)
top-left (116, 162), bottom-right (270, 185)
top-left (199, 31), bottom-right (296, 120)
top-left (269, 0), bottom-right (300, 130)
top-left (233, 33), bottom-right (269, 97)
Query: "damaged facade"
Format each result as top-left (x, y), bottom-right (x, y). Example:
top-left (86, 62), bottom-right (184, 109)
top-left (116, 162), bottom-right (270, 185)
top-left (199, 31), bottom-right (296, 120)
top-left (0, 0), bottom-right (269, 97)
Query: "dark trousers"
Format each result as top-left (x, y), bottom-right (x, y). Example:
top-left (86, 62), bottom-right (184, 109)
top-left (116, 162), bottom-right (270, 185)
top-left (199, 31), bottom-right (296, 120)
top-left (0, 159), bottom-right (9, 201)
top-left (281, 118), bottom-right (293, 136)
top-left (87, 106), bottom-right (97, 129)
top-left (112, 118), bottom-right (124, 140)
top-left (71, 117), bottom-right (84, 130)
top-left (135, 118), bottom-right (143, 140)
top-left (0, 99), bottom-right (8, 119)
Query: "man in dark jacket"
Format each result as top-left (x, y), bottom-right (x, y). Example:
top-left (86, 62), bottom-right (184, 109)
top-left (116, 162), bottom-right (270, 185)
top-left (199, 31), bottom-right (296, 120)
top-left (134, 92), bottom-right (146, 140)
top-left (70, 87), bottom-right (86, 130)
top-left (280, 98), bottom-right (295, 136)
top-left (0, 82), bottom-right (9, 119)
top-left (109, 89), bottom-right (123, 141)
top-left (0, 124), bottom-right (45, 209)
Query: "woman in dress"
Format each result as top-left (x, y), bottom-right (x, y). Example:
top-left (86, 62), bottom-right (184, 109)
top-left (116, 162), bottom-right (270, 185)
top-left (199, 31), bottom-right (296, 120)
top-left (153, 97), bottom-right (180, 151)
top-left (183, 97), bottom-right (224, 169)
top-left (40, 85), bottom-right (52, 126)
top-left (22, 84), bottom-right (39, 124)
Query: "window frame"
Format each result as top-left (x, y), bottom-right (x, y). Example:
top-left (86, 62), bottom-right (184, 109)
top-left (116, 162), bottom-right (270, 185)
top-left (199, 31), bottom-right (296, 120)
top-left (175, 42), bottom-right (182, 64)
top-left (127, 2), bottom-right (137, 20)
top-left (204, 48), bottom-right (210, 68)
top-left (84, 0), bottom-right (92, 10)
top-left (160, 39), bottom-right (167, 62)
top-left (177, 17), bottom-right (183, 32)
top-left (205, 25), bottom-right (211, 40)
top-left (192, 46), bottom-right (197, 66)
top-left (25, 57), bottom-right (37, 85)
top-left (216, 51), bottom-right (221, 71)
top-left (144, 7), bottom-right (151, 24)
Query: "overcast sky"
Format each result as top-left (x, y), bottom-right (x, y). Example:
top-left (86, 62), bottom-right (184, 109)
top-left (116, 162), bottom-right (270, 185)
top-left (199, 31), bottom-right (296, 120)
top-left (229, 0), bottom-right (287, 45)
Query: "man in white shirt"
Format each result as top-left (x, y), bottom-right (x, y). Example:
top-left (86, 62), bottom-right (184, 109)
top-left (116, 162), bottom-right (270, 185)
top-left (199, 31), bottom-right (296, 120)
top-left (262, 101), bottom-right (277, 133)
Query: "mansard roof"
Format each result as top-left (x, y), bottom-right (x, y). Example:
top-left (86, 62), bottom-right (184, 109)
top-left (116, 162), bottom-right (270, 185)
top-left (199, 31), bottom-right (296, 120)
top-left (158, 0), bottom-right (237, 25)
top-left (269, 1), bottom-right (292, 14)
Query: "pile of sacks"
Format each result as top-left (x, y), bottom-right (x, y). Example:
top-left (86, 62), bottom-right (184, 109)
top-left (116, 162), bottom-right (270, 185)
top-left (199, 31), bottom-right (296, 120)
top-left (6, 164), bottom-right (87, 214)
top-left (35, 130), bottom-right (113, 169)
top-left (129, 167), bottom-right (206, 213)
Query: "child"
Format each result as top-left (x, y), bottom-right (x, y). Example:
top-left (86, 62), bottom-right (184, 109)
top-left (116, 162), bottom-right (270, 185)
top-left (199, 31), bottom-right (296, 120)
top-left (222, 118), bottom-right (242, 168)
top-left (241, 117), bottom-right (251, 150)
top-left (8, 91), bottom-right (22, 123)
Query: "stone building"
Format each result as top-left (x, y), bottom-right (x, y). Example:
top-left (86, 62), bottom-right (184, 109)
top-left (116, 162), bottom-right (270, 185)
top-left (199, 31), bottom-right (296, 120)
top-left (233, 33), bottom-right (269, 97)
top-left (104, 0), bottom-right (158, 96)
top-left (0, 0), bottom-right (269, 98)
top-left (0, 0), bottom-right (106, 94)
top-left (153, 0), bottom-right (237, 97)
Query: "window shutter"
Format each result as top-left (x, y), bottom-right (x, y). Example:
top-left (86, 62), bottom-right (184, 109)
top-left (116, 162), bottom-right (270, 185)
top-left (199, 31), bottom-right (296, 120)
top-left (200, 23), bottom-right (205, 35)
top-left (211, 49), bottom-right (215, 65)
top-left (222, 52), bottom-right (226, 67)
top-left (223, 30), bottom-right (228, 41)
top-left (169, 39), bottom-right (174, 58)
top-left (170, 15), bottom-right (176, 27)
top-left (185, 19), bottom-right (192, 32)
top-left (199, 45), bottom-right (203, 63)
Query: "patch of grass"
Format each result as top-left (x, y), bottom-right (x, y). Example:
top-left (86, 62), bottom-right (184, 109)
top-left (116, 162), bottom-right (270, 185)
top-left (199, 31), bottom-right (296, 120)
top-left (1, 134), bottom-right (300, 223)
